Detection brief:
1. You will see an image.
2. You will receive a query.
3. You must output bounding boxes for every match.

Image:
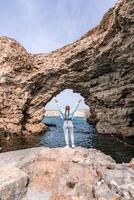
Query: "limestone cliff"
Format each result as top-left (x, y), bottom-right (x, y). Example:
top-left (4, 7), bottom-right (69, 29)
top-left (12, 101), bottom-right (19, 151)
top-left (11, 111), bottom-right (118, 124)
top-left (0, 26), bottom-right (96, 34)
top-left (0, 0), bottom-right (134, 136)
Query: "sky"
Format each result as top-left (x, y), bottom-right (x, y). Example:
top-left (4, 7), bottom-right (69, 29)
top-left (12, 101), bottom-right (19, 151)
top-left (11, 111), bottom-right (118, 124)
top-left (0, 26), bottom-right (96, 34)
top-left (45, 89), bottom-right (89, 110)
top-left (0, 0), bottom-right (117, 109)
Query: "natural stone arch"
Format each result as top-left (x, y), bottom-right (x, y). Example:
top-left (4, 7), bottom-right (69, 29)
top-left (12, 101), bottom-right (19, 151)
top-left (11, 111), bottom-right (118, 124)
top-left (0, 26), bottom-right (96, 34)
top-left (0, 0), bottom-right (134, 136)
top-left (44, 89), bottom-right (90, 121)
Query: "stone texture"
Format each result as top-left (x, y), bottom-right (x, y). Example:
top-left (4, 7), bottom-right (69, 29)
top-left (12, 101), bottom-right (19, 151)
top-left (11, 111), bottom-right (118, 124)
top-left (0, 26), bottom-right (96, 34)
top-left (0, 165), bottom-right (28, 200)
top-left (129, 158), bottom-right (134, 170)
top-left (0, 147), bottom-right (134, 200)
top-left (24, 123), bottom-right (47, 134)
top-left (0, 0), bottom-right (134, 136)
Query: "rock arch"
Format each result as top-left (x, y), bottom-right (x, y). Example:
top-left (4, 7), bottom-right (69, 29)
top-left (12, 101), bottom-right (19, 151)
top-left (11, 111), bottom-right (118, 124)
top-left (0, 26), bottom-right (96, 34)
top-left (0, 0), bottom-right (134, 136)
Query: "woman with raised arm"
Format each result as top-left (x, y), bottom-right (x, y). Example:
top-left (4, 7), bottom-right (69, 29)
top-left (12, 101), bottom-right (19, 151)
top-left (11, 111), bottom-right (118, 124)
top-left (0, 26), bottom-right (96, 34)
top-left (55, 99), bottom-right (81, 149)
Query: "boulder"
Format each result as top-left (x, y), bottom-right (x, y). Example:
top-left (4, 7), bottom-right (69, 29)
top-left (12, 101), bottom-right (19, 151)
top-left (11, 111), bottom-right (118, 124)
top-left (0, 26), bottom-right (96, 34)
top-left (0, 165), bottom-right (28, 200)
top-left (25, 123), bottom-right (48, 134)
top-left (0, 147), bottom-right (134, 200)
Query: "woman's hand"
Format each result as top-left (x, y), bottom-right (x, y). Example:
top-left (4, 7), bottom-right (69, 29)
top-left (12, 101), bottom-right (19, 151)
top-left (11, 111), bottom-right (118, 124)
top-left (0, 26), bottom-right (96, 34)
top-left (78, 99), bottom-right (82, 103)
top-left (54, 99), bottom-right (58, 103)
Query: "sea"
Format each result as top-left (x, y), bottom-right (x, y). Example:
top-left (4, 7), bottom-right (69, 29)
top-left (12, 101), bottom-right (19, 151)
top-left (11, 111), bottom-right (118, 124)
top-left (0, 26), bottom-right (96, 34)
top-left (0, 116), bottom-right (134, 163)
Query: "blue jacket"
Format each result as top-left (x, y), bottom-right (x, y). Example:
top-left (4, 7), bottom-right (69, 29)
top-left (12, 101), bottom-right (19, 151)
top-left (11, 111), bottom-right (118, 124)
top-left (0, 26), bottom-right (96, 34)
top-left (56, 102), bottom-right (80, 120)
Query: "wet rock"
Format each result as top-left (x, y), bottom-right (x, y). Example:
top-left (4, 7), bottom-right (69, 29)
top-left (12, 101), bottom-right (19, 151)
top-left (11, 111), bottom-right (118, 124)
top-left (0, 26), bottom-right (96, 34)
top-left (128, 158), bottom-right (134, 170)
top-left (45, 123), bottom-right (57, 127)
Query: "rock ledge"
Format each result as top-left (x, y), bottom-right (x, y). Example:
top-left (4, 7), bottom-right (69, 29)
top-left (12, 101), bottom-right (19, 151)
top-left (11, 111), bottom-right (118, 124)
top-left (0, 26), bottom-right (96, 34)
top-left (0, 147), bottom-right (134, 200)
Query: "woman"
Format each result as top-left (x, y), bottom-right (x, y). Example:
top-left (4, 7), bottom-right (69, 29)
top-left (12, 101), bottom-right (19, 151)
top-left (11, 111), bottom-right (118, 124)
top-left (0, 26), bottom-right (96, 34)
top-left (55, 99), bottom-right (81, 149)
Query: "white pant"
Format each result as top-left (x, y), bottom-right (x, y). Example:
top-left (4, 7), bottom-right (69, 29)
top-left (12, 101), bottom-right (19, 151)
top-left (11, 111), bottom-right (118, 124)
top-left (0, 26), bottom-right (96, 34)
top-left (63, 120), bottom-right (74, 146)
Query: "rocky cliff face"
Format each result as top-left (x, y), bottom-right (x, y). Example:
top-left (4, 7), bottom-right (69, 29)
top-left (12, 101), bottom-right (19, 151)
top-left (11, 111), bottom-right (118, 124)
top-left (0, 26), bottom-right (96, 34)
top-left (0, 0), bottom-right (134, 136)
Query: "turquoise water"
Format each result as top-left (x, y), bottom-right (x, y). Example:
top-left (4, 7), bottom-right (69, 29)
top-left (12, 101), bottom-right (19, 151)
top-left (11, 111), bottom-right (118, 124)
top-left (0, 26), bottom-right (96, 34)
top-left (42, 117), bottom-right (96, 148)
top-left (0, 116), bottom-right (134, 163)
top-left (41, 117), bottom-right (134, 163)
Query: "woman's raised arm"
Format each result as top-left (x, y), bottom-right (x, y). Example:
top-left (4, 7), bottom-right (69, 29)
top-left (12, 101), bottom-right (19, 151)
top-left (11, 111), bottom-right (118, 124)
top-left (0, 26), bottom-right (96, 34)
top-left (70, 100), bottom-right (81, 116)
top-left (54, 99), bottom-right (64, 116)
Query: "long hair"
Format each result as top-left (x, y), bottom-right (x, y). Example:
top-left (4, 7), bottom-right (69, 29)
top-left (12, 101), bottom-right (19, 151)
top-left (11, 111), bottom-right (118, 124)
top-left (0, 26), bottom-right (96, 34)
top-left (65, 106), bottom-right (70, 119)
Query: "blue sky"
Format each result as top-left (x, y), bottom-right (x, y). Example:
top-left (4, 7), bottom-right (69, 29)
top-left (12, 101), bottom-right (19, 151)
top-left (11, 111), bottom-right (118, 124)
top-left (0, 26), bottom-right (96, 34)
top-left (46, 89), bottom-right (89, 110)
top-left (1, 0), bottom-right (117, 53)
top-left (0, 0), bottom-right (117, 109)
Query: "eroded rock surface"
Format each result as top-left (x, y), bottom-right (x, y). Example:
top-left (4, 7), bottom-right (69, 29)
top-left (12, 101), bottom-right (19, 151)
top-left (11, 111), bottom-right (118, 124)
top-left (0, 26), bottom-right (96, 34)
top-left (0, 0), bottom-right (134, 136)
top-left (0, 165), bottom-right (28, 200)
top-left (0, 147), bottom-right (134, 200)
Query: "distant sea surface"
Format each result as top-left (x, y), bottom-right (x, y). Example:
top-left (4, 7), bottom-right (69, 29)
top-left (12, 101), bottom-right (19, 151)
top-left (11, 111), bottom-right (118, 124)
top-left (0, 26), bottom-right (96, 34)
top-left (0, 116), bottom-right (134, 163)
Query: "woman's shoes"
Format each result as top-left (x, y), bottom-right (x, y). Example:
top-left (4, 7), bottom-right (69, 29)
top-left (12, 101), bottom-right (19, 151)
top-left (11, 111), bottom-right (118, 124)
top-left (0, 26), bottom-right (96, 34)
top-left (72, 144), bottom-right (75, 148)
top-left (65, 145), bottom-right (70, 149)
top-left (64, 145), bottom-right (75, 149)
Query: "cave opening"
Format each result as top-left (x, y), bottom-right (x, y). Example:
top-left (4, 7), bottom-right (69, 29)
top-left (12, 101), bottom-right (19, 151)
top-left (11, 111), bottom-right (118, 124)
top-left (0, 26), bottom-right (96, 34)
top-left (41, 89), bottom-right (96, 148)
top-left (36, 90), bottom-right (134, 163)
